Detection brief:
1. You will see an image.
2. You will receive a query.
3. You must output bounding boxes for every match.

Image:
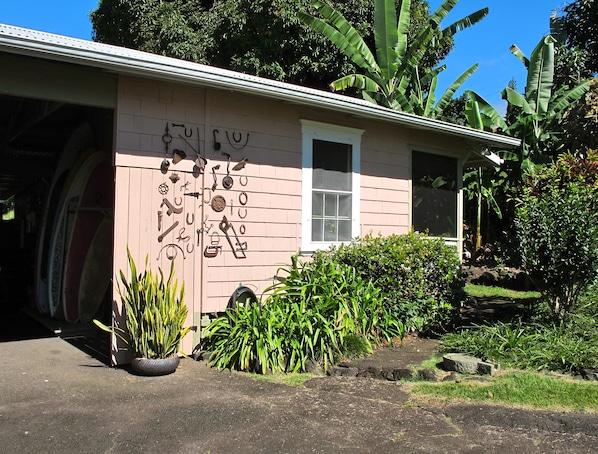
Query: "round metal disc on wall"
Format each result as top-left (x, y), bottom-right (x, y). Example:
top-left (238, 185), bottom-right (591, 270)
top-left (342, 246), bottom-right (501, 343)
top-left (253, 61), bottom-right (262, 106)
top-left (211, 195), bottom-right (226, 212)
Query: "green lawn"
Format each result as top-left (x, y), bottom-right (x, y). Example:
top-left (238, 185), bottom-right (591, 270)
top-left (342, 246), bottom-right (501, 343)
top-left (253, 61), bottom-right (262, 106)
top-left (464, 284), bottom-right (541, 300)
top-left (410, 371), bottom-right (598, 412)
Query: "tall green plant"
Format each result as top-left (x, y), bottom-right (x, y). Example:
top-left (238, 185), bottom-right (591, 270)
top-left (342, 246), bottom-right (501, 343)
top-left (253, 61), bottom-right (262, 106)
top-left (298, 0), bottom-right (487, 116)
top-left (204, 253), bottom-right (405, 374)
top-left (95, 249), bottom-right (190, 359)
top-left (467, 35), bottom-right (598, 164)
top-left (514, 152), bottom-right (598, 324)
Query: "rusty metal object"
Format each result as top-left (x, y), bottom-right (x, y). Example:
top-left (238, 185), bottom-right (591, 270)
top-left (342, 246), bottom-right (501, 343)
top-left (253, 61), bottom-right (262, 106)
top-left (232, 157), bottom-right (248, 171)
top-left (211, 195), bottom-right (226, 212)
top-left (158, 221), bottom-right (180, 243)
top-left (203, 245), bottom-right (222, 258)
top-left (158, 183), bottom-right (169, 195)
top-left (211, 165), bottom-right (220, 191)
top-left (219, 215), bottom-right (247, 259)
top-left (161, 198), bottom-right (183, 216)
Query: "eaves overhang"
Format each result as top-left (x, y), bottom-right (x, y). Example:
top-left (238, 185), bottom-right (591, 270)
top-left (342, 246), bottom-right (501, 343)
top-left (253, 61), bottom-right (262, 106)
top-left (0, 23), bottom-right (520, 164)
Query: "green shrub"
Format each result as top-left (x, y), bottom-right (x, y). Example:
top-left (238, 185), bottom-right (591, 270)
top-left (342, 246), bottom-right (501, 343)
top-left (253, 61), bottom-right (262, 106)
top-left (204, 253), bottom-right (405, 373)
top-left (329, 232), bottom-right (464, 332)
top-left (514, 152), bottom-right (598, 323)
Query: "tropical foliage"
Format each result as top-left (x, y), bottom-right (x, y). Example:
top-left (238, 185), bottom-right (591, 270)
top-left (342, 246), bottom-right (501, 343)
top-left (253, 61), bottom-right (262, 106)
top-left (94, 249), bottom-right (190, 359)
top-left (329, 232), bottom-right (463, 332)
top-left (298, 0), bottom-right (488, 116)
top-left (205, 233), bottom-right (463, 374)
top-left (513, 151), bottom-right (598, 324)
top-left (91, 0), bottom-right (446, 90)
top-left (467, 35), bottom-right (597, 164)
top-left (205, 253), bottom-right (404, 374)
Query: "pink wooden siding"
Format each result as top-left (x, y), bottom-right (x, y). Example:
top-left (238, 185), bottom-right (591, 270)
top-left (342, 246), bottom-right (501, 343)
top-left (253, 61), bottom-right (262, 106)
top-left (111, 75), bottom-right (468, 362)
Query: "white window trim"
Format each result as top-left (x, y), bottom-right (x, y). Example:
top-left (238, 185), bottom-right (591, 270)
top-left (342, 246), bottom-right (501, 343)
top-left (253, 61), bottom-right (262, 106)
top-left (300, 120), bottom-right (363, 252)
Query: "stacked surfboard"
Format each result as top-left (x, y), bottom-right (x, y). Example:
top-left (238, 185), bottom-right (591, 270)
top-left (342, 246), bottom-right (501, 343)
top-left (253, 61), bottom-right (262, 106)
top-left (35, 124), bottom-right (113, 323)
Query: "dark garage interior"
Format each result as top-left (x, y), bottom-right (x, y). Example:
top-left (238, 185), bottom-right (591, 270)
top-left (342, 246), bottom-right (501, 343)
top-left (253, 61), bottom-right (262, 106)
top-left (0, 91), bottom-right (113, 355)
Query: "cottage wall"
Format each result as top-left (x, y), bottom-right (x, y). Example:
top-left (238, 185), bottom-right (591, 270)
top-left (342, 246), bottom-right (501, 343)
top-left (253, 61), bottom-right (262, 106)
top-left (112, 76), bottom-right (465, 362)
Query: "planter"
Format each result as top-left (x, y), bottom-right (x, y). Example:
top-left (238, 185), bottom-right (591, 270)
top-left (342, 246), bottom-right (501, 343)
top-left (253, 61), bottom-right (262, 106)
top-left (131, 356), bottom-right (180, 376)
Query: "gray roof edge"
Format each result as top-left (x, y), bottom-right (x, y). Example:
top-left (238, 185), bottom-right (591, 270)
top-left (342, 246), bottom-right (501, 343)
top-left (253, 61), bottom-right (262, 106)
top-left (0, 23), bottom-right (520, 153)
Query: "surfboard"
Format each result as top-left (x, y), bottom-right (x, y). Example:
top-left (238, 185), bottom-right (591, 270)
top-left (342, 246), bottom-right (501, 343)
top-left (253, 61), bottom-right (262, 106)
top-left (62, 159), bottom-right (113, 323)
top-left (47, 150), bottom-right (106, 319)
top-left (77, 216), bottom-right (113, 324)
top-left (34, 123), bottom-right (94, 315)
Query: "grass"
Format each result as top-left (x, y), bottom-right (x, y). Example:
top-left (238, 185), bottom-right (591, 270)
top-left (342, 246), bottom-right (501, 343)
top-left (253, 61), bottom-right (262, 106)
top-left (464, 284), bottom-right (540, 300)
top-left (410, 371), bottom-right (598, 413)
top-left (245, 372), bottom-right (315, 387)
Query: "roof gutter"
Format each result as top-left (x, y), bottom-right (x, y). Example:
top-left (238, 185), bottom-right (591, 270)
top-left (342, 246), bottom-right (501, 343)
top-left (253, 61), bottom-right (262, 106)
top-left (0, 24), bottom-right (521, 158)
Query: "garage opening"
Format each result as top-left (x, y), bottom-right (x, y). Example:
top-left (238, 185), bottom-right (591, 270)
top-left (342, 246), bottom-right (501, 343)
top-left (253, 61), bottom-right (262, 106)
top-left (0, 92), bottom-right (114, 364)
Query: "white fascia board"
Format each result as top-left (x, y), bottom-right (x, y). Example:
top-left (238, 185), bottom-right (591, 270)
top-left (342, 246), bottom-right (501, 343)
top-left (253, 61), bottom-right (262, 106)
top-left (0, 24), bottom-right (521, 153)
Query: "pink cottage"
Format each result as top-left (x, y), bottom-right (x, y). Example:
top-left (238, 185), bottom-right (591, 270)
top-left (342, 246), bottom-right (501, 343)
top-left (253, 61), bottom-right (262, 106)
top-left (0, 24), bottom-right (519, 364)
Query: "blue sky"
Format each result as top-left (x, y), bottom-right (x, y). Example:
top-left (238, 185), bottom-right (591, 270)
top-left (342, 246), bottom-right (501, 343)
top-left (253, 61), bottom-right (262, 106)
top-left (0, 0), bottom-right (568, 115)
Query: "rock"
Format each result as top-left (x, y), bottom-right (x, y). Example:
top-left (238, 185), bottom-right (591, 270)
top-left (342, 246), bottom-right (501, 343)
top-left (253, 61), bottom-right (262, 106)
top-left (391, 368), bottom-right (414, 381)
top-left (327, 366), bottom-right (358, 377)
top-left (443, 353), bottom-right (498, 376)
top-left (304, 359), bottom-right (321, 374)
top-left (357, 367), bottom-right (383, 379)
top-left (442, 372), bottom-right (461, 382)
top-left (418, 368), bottom-right (439, 382)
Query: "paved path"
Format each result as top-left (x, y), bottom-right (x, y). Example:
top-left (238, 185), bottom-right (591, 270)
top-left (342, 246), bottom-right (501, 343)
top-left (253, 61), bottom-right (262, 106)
top-left (0, 337), bottom-right (596, 453)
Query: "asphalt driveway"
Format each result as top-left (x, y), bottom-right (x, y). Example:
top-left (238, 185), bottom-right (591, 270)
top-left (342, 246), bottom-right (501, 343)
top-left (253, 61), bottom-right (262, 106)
top-left (0, 336), bottom-right (597, 453)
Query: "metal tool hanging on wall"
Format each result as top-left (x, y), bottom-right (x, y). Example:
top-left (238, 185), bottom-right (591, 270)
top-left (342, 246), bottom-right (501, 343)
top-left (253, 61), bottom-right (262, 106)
top-left (211, 165), bottom-right (220, 191)
top-left (219, 215), bottom-right (247, 259)
top-left (232, 157), bottom-right (248, 171)
top-left (221, 153), bottom-right (234, 190)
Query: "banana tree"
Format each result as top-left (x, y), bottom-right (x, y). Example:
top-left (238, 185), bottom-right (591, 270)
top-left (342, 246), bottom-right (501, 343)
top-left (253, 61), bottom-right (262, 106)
top-left (467, 35), bottom-right (598, 163)
top-left (298, 0), bottom-right (488, 117)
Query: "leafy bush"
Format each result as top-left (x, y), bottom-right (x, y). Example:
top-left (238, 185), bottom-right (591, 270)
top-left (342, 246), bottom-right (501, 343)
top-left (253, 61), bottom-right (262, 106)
top-left (204, 253), bottom-right (405, 374)
top-left (514, 152), bottom-right (598, 323)
top-left (329, 232), bottom-right (464, 332)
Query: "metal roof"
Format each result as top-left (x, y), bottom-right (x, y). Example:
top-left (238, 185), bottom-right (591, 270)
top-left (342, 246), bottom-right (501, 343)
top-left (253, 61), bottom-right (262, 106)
top-left (0, 23), bottom-right (520, 158)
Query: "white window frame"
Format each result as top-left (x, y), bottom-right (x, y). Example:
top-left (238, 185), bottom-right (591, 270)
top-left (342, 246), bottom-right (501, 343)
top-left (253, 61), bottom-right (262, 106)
top-left (409, 148), bottom-right (463, 251)
top-left (300, 120), bottom-right (363, 252)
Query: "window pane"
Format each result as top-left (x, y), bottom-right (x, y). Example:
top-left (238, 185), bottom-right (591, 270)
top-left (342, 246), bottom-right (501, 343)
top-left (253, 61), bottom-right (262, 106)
top-left (312, 219), bottom-right (323, 242)
top-left (338, 220), bottom-right (351, 241)
top-left (312, 192), bottom-right (323, 217)
top-left (412, 151), bottom-right (458, 237)
top-left (338, 194), bottom-right (351, 218)
top-left (324, 193), bottom-right (337, 217)
top-left (324, 219), bottom-right (337, 241)
top-left (313, 139), bottom-right (352, 191)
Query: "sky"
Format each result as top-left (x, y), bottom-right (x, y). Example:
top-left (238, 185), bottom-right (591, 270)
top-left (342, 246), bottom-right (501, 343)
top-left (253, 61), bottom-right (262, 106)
top-left (0, 0), bottom-right (570, 115)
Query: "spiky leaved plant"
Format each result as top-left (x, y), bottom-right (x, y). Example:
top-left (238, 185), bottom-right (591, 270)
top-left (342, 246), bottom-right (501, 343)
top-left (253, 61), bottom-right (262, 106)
top-left (95, 248), bottom-right (190, 359)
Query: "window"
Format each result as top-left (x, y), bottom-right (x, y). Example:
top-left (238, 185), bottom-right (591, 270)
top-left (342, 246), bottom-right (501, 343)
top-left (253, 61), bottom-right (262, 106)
top-left (412, 150), bottom-right (458, 238)
top-left (301, 120), bottom-right (363, 251)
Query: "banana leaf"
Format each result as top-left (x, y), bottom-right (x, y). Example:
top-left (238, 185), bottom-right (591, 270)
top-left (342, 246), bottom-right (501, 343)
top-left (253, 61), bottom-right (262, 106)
top-left (330, 74), bottom-right (381, 93)
top-left (374, 0), bottom-right (403, 80)
top-left (435, 63), bottom-right (479, 115)
top-left (525, 35), bottom-right (556, 117)
top-left (465, 90), bottom-right (509, 131)
top-left (509, 44), bottom-right (530, 68)
top-left (298, 1), bottom-right (378, 73)
top-left (502, 86), bottom-right (535, 115)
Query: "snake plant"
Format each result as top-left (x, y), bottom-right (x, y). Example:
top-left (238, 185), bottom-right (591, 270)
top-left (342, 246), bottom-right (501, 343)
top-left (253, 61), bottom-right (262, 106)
top-left (95, 248), bottom-right (190, 359)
